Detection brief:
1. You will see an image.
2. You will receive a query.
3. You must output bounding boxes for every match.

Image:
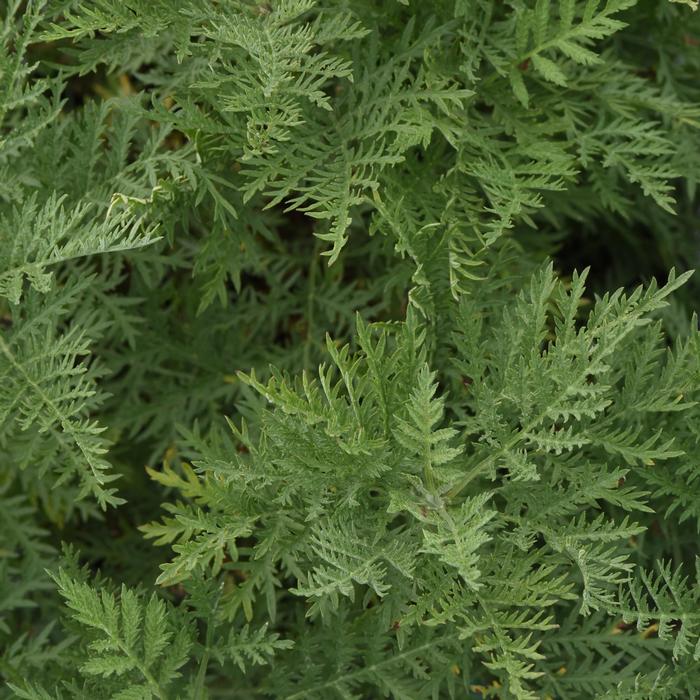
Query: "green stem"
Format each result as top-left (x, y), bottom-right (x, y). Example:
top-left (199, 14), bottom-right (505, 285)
top-left (192, 582), bottom-right (224, 699)
top-left (302, 238), bottom-right (322, 371)
top-left (103, 627), bottom-right (168, 700)
top-left (284, 637), bottom-right (457, 700)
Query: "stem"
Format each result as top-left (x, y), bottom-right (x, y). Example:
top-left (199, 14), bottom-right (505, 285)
top-left (302, 238), bottom-right (322, 371)
top-left (192, 581), bottom-right (224, 699)
top-left (284, 637), bottom-right (457, 700)
top-left (101, 627), bottom-right (168, 700)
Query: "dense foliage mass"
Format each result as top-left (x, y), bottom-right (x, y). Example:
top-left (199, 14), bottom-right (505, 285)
top-left (2, 0), bottom-right (700, 697)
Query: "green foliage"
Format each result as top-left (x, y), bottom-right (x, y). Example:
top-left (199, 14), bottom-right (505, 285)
top-left (44, 569), bottom-right (193, 699)
top-left (2, 0), bottom-right (700, 698)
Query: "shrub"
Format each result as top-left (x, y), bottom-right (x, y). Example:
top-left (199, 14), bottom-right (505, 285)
top-left (2, 1), bottom-right (700, 698)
